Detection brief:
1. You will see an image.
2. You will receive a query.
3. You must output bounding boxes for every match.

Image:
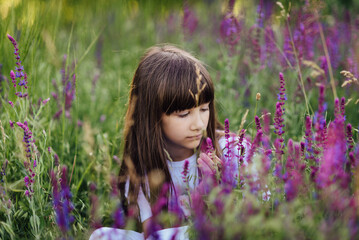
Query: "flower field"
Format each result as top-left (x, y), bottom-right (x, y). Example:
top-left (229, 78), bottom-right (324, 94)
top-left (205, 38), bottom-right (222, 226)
top-left (0, 0), bottom-right (359, 239)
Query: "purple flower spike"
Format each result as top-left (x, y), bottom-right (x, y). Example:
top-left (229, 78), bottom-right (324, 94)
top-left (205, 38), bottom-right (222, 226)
top-left (346, 124), bottom-right (354, 151)
top-left (42, 98), bottom-right (50, 105)
top-left (112, 205), bottom-right (125, 228)
top-left (7, 34), bottom-right (28, 98)
top-left (181, 160), bottom-right (189, 183)
top-left (304, 116), bottom-right (314, 162)
top-left (182, 5), bottom-right (198, 38)
top-left (278, 72), bottom-right (287, 103)
top-left (255, 115), bottom-right (262, 131)
top-left (51, 167), bottom-right (74, 235)
top-left (205, 137), bottom-right (214, 155)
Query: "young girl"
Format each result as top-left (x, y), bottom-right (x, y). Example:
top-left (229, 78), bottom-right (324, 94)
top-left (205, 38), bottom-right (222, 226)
top-left (90, 45), bottom-right (246, 240)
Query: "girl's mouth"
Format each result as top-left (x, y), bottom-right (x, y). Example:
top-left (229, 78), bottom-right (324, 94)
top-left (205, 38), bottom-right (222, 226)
top-left (187, 134), bottom-right (202, 140)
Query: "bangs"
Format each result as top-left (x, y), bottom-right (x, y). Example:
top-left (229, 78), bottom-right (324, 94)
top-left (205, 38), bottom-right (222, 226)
top-left (159, 57), bottom-right (214, 114)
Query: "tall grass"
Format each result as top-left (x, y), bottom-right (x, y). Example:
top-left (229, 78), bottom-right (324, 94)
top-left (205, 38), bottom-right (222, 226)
top-left (0, 0), bottom-right (358, 239)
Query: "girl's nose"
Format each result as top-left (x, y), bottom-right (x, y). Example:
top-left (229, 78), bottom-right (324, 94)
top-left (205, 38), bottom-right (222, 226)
top-left (191, 109), bottom-right (205, 131)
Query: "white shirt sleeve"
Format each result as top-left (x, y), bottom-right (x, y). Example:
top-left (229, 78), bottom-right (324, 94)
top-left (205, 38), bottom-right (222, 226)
top-left (125, 179), bottom-right (153, 222)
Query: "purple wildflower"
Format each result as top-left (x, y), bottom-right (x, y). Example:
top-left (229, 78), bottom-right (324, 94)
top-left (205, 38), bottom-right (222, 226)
top-left (220, 12), bottom-right (242, 53)
top-left (205, 137), bottom-right (214, 155)
top-left (304, 116), bottom-right (315, 162)
top-left (274, 72), bottom-right (286, 159)
top-left (247, 130), bottom-right (263, 163)
top-left (248, 0), bottom-right (263, 67)
top-left (181, 160), bottom-right (189, 183)
top-left (42, 98), bottom-right (50, 105)
top-left (278, 72), bottom-right (287, 103)
top-left (274, 102), bottom-right (285, 157)
top-left (8, 101), bottom-right (14, 107)
top-left (182, 5), bottom-right (198, 38)
top-left (221, 119), bottom-right (238, 187)
top-left (112, 204), bottom-right (125, 228)
top-left (145, 184), bottom-right (169, 239)
top-left (284, 179), bottom-right (297, 201)
top-left (316, 119), bottom-right (348, 189)
top-left (16, 121), bottom-right (33, 161)
top-left (346, 124), bottom-right (354, 152)
top-left (51, 166), bottom-right (74, 235)
top-left (54, 154), bottom-right (60, 167)
top-left (236, 129), bottom-right (246, 165)
top-left (263, 26), bottom-right (277, 68)
top-left (52, 55), bottom-right (76, 119)
top-left (314, 85), bottom-right (327, 148)
top-left (262, 109), bottom-right (271, 135)
top-left (254, 115), bottom-right (262, 131)
top-left (9, 120), bottom-right (14, 128)
top-left (7, 34), bottom-right (28, 98)
top-left (191, 191), bottom-right (213, 240)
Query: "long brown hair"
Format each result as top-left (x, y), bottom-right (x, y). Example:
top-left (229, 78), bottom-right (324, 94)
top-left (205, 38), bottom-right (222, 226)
top-left (118, 45), bottom-right (222, 223)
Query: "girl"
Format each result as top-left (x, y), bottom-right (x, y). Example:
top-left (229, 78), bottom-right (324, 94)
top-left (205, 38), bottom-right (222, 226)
top-left (90, 45), bottom-right (245, 240)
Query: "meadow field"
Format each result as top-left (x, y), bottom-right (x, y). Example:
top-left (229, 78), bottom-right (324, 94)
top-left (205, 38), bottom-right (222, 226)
top-left (0, 0), bottom-right (359, 239)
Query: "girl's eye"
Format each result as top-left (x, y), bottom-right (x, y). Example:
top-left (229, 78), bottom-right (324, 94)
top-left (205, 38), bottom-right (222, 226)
top-left (178, 111), bottom-right (190, 118)
top-left (201, 108), bottom-right (209, 112)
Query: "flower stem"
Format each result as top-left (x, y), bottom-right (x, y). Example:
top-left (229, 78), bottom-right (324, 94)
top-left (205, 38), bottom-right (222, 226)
top-left (315, 10), bottom-right (338, 100)
top-left (285, 18), bottom-right (310, 115)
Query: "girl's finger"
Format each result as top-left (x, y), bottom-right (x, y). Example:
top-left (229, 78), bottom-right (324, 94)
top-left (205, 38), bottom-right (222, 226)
top-left (198, 158), bottom-right (215, 175)
top-left (199, 153), bottom-right (215, 168)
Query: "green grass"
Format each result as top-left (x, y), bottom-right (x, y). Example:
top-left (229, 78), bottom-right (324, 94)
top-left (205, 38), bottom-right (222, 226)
top-left (0, 0), bottom-right (358, 239)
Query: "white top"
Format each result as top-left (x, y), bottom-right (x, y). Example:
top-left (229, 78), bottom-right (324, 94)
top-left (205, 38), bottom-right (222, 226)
top-left (125, 136), bottom-right (251, 222)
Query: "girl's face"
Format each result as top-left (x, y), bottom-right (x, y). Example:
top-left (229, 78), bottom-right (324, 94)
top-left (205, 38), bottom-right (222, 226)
top-left (161, 103), bottom-right (210, 161)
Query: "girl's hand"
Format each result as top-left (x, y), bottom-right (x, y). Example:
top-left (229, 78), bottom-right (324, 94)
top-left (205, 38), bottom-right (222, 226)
top-left (195, 153), bottom-right (222, 195)
top-left (197, 152), bottom-right (222, 177)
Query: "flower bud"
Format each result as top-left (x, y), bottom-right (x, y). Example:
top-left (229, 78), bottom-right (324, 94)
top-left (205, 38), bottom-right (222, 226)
top-left (256, 92), bottom-right (261, 101)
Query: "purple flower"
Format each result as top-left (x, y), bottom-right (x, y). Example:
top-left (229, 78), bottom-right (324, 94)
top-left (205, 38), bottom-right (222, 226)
top-left (255, 115), bottom-right (262, 131)
top-left (247, 130), bottom-right (262, 163)
top-left (263, 26), bottom-right (277, 68)
top-left (112, 204), bottom-right (125, 228)
top-left (274, 72), bottom-right (286, 159)
top-left (220, 13), bottom-right (242, 49)
top-left (304, 116), bottom-right (315, 161)
top-left (274, 103), bottom-right (285, 155)
top-left (277, 72), bottom-right (287, 103)
top-left (314, 85), bottom-right (327, 148)
top-left (8, 101), bottom-right (14, 107)
top-left (7, 34), bottom-right (28, 98)
top-left (16, 121), bottom-right (34, 161)
top-left (236, 129), bottom-right (246, 165)
top-left (9, 120), bottom-right (14, 128)
top-left (182, 5), bottom-right (198, 38)
top-left (52, 56), bottom-right (77, 119)
top-left (42, 98), bottom-right (50, 105)
top-left (181, 160), bottom-right (189, 183)
top-left (221, 119), bottom-right (238, 187)
top-left (284, 179), bottom-right (297, 201)
top-left (191, 191), bottom-right (213, 240)
top-left (24, 176), bottom-right (29, 187)
top-left (346, 124), bottom-right (354, 152)
top-left (316, 119), bottom-right (348, 189)
top-left (54, 154), bottom-right (59, 167)
top-left (51, 166), bottom-right (74, 235)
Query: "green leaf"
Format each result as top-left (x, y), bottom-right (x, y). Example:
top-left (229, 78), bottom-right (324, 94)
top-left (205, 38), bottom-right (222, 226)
top-left (0, 221), bottom-right (15, 238)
